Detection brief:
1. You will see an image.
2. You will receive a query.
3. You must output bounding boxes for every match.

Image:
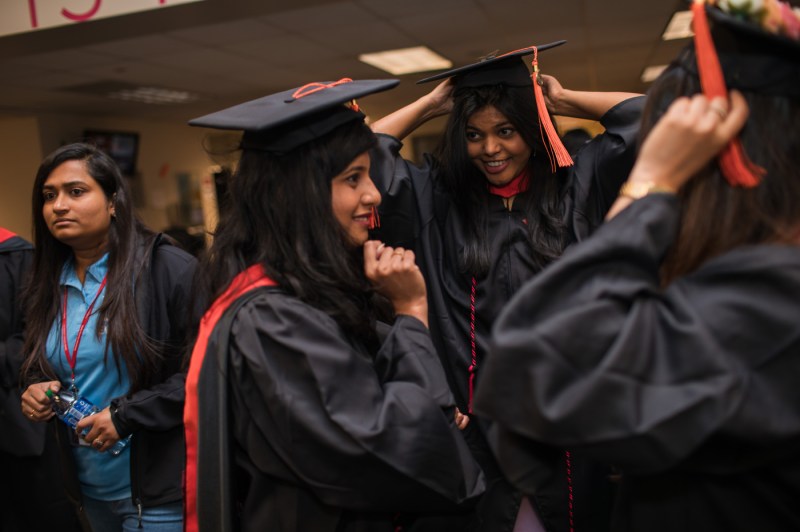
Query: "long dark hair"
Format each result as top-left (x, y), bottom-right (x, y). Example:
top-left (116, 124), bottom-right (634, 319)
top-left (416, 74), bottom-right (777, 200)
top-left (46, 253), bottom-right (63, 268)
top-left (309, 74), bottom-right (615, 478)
top-left (645, 62), bottom-right (800, 283)
top-left (435, 84), bottom-right (568, 276)
top-left (21, 143), bottom-right (161, 392)
top-left (200, 119), bottom-right (383, 347)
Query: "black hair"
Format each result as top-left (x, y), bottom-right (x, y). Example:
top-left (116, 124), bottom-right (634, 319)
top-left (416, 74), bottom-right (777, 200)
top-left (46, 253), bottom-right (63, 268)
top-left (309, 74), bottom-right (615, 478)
top-left (435, 83), bottom-right (568, 276)
top-left (647, 60), bottom-right (800, 282)
top-left (200, 119), bottom-right (384, 347)
top-left (22, 143), bottom-right (162, 392)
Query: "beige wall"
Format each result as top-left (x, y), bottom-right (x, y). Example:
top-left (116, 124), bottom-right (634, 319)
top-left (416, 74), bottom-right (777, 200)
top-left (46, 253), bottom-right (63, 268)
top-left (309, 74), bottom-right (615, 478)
top-left (0, 113), bottom-right (217, 241)
top-left (0, 116), bottom-right (43, 240)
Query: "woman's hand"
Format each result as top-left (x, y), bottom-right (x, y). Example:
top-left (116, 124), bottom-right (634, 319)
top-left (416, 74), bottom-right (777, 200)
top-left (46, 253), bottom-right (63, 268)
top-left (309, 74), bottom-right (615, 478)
top-left (363, 240), bottom-right (428, 327)
top-left (370, 79), bottom-right (453, 140)
top-left (455, 408), bottom-right (470, 430)
top-left (540, 74), bottom-right (642, 119)
top-left (421, 79), bottom-right (455, 119)
top-left (20, 381), bottom-right (60, 422)
top-left (606, 91), bottom-right (749, 220)
top-left (539, 74), bottom-right (565, 114)
top-left (630, 91), bottom-right (749, 191)
top-left (77, 407), bottom-right (121, 453)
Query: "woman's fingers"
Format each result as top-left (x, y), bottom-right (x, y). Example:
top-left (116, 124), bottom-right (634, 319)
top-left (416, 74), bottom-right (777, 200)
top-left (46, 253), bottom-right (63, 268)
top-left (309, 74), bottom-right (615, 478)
top-left (718, 90), bottom-right (750, 140)
top-left (21, 381), bottom-right (60, 422)
top-left (76, 408), bottom-right (120, 453)
top-left (455, 408), bottom-right (470, 430)
top-left (363, 240), bottom-right (382, 271)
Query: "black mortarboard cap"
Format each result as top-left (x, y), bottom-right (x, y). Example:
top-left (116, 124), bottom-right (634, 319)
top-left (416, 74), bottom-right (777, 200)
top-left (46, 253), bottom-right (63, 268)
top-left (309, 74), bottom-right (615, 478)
top-left (419, 41), bottom-right (574, 170)
top-left (189, 78), bottom-right (399, 153)
top-left (417, 41), bottom-right (567, 88)
top-left (678, 5), bottom-right (800, 98)
top-left (675, 1), bottom-right (799, 188)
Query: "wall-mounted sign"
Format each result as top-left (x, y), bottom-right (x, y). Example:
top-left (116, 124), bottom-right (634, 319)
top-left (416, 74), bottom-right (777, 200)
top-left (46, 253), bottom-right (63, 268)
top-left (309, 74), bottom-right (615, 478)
top-left (0, 0), bottom-right (206, 38)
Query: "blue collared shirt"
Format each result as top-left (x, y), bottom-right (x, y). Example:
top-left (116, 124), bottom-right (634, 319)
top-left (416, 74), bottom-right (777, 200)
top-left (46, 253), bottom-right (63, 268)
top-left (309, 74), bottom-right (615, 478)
top-left (45, 253), bottom-right (131, 501)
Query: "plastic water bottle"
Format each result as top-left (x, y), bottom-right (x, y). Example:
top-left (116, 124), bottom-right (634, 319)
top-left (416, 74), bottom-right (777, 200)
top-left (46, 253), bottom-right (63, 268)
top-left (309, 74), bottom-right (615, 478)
top-left (45, 389), bottom-right (131, 456)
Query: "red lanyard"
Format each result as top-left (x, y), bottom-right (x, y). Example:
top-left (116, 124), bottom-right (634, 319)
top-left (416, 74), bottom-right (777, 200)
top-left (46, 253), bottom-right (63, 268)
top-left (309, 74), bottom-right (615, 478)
top-left (61, 275), bottom-right (108, 386)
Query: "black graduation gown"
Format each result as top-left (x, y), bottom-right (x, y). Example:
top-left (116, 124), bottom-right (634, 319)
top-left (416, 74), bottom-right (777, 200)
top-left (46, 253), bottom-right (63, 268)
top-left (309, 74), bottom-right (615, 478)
top-left (370, 96), bottom-right (645, 532)
top-left (0, 231), bottom-right (82, 532)
top-left (185, 265), bottom-right (484, 532)
top-left (475, 194), bottom-right (800, 532)
top-left (0, 232), bottom-right (41, 456)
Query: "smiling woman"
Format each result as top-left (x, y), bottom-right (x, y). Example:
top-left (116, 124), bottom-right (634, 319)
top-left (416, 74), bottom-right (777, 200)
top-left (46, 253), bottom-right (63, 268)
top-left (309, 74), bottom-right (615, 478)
top-left (369, 42), bottom-right (644, 532)
top-left (465, 106), bottom-right (532, 188)
top-left (183, 78), bottom-right (484, 532)
top-left (330, 152), bottom-right (381, 247)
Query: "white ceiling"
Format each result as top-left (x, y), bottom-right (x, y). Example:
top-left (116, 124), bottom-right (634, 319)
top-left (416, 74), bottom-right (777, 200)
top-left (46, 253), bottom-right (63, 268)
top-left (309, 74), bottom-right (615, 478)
top-left (0, 0), bottom-right (690, 124)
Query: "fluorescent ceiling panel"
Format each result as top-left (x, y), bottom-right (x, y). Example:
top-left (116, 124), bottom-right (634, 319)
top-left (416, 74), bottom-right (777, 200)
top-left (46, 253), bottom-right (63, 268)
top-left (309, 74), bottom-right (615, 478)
top-left (662, 10), bottom-right (694, 40)
top-left (359, 46), bottom-right (452, 75)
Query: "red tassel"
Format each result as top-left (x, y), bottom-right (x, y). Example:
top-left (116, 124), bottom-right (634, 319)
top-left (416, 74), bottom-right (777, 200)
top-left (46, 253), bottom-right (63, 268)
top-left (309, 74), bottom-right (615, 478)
top-left (531, 47), bottom-right (573, 172)
top-left (719, 141), bottom-right (762, 187)
top-left (691, 1), bottom-right (764, 187)
top-left (368, 206), bottom-right (380, 229)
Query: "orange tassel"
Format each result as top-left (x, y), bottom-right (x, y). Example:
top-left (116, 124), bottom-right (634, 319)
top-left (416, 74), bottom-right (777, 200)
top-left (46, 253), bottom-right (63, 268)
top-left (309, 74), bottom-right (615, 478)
top-left (531, 47), bottom-right (573, 172)
top-left (368, 206), bottom-right (380, 229)
top-left (691, 1), bottom-right (764, 187)
top-left (719, 141), bottom-right (762, 187)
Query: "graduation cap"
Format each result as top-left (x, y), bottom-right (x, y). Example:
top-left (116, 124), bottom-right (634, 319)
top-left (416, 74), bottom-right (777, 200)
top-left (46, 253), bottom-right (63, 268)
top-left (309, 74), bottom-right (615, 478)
top-left (417, 40), bottom-right (566, 88)
top-left (683, 0), bottom-right (800, 188)
top-left (189, 78), bottom-right (399, 153)
top-left (685, 2), bottom-right (800, 98)
top-left (418, 41), bottom-right (573, 171)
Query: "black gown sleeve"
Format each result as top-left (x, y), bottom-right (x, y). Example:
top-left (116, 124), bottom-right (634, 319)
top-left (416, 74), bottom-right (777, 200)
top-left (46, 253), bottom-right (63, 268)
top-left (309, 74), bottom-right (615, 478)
top-left (369, 134), bottom-right (438, 249)
top-left (0, 242), bottom-right (31, 386)
top-left (569, 95), bottom-right (646, 239)
top-left (0, 239), bottom-right (45, 456)
top-left (474, 194), bottom-right (800, 478)
top-left (229, 292), bottom-right (484, 512)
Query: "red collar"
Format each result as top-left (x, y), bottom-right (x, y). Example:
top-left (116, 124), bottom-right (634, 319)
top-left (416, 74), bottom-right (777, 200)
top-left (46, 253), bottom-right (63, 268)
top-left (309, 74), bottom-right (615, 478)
top-left (487, 169), bottom-right (529, 199)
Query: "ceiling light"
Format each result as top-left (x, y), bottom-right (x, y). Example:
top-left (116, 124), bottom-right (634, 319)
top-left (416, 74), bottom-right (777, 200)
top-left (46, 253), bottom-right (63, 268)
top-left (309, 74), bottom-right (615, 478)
top-left (662, 10), bottom-right (694, 40)
top-left (109, 86), bottom-right (199, 105)
top-left (64, 80), bottom-right (201, 105)
top-left (641, 65), bottom-right (668, 83)
top-left (359, 46), bottom-right (452, 75)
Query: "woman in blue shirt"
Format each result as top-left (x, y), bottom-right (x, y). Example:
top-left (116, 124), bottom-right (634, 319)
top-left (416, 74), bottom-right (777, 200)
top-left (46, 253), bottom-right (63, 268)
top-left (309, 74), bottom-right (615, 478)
top-left (20, 143), bottom-right (197, 531)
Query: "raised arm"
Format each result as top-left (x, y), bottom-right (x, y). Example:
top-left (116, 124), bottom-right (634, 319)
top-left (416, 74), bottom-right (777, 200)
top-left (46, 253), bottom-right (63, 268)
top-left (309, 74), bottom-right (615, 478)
top-left (371, 80), bottom-right (454, 140)
top-left (606, 90), bottom-right (749, 219)
top-left (230, 293), bottom-right (484, 511)
top-left (540, 74), bottom-right (642, 120)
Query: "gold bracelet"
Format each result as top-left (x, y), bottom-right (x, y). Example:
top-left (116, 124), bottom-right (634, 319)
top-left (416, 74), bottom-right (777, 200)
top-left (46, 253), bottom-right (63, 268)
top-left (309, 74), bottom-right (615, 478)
top-left (618, 181), bottom-right (676, 200)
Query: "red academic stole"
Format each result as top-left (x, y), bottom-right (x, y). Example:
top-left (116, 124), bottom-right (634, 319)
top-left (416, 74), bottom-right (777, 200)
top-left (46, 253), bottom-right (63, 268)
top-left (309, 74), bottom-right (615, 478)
top-left (184, 264), bottom-right (276, 532)
top-left (0, 227), bottom-right (17, 245)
